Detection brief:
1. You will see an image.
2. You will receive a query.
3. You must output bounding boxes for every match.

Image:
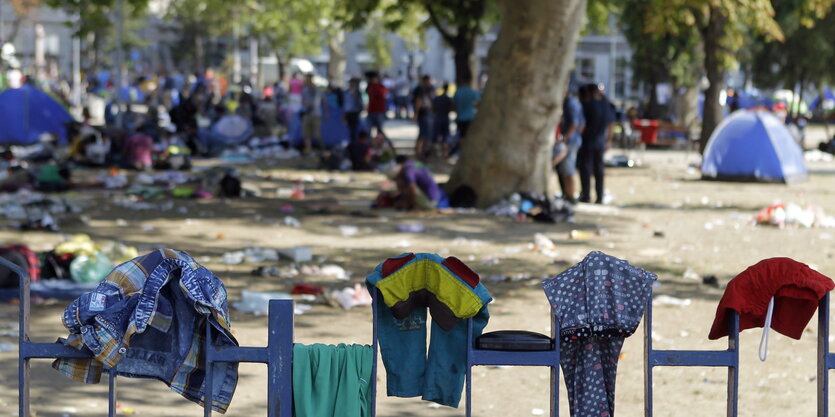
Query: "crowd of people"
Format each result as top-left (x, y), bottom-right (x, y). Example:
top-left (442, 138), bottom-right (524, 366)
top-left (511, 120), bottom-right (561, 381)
top-left (0, 67), bottom-right (484, 213)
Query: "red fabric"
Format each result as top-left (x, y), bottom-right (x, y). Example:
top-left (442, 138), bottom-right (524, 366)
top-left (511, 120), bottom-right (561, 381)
top-left (442, 257), bottom-right (479, 288)
top-left (291, 283), bottom-right (323, 295)
top-left (381, 253), bottom-right (416, 278)
top-left (709, 258), bottom-right (834, 340)
top-left (366, 83), bottom-right (388, 114)
top-left (0, 245), bottom-right (40, 282)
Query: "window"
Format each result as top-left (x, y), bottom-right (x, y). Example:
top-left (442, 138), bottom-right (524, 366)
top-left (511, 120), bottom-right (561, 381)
top-left (614, 57), bottom-right (628, 98)
top-left (576, 57), bottom-right (594, 82)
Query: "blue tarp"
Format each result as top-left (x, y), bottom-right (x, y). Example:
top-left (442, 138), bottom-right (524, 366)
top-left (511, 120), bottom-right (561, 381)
top-left (702, 110), bottom-right (807, 183)
top-left (289, 102), bottom-right (351, 147)
top-left (0, 85), bottom-right (74, 145)
top-left (809, 88), bottom-right (835, 112)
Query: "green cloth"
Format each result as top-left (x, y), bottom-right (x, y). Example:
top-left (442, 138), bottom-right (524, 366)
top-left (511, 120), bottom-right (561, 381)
top-left (293, 343), bottom-right (373, 417)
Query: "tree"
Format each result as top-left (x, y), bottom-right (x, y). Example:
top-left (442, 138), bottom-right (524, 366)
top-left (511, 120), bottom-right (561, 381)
top-left (750, 0), bottom-right (835, 120)
top-left (45, 0), bottom-right (149, 72)
top-left (447, 0), bottom-right (587, 206)
top-left (248, 0), bottom-right (322, 81)
top-left (5, 0), bottom-right (42, 44)
top-left (166, 0), bottom-right (234, 74)
top-left (381, 0), bottom-right (498, 87)
top-left (646, 0), bottom-right (784, 153)
top-left (617, 0), bottom-right (702, 120)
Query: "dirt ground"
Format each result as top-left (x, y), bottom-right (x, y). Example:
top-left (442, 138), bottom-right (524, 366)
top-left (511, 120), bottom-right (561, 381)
top-left (3, 137), bottom-right (835, 416)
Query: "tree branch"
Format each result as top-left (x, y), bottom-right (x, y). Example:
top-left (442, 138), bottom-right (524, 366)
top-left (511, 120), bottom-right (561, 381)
top-left (426, 3), bottom-right (457, 45)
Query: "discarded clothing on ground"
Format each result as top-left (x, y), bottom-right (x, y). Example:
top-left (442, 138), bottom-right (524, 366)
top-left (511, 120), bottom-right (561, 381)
top-left (542, 251), bottom-right (656, 417)
top-left (52, 249), bottom-right (239, 413)
top-left (366, 253), bottom-right (491, 407)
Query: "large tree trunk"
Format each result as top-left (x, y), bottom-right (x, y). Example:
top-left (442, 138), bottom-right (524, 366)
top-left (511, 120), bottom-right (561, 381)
top-left (674, 83), bottom-right (700, 142)
top-left (698, 7), bottom-right (726, 154)
top-left (447, 0), bottom-right (586, 207)
top-left (453, 33), bottom-right (477, 88)
top-left (327, 29), bottom-right (346, 87)
top-left (194, 33), bottom-right (205, 75)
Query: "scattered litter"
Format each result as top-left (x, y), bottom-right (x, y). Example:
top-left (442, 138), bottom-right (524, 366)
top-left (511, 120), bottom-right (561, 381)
top-left (321, 265), bottom-right (349, 280)
top-left (486, 192), bottom-right (574, 223)
top-left (531, 408), bottom-right (545, 416)
top-left (502, 246), bottom-right (522, 254)
top-left (531, 233), bottom-right (558, 258)
top-left (280, 246), bottom-right (312, 263)
top-left (481, 255), bottom-right (501, 266)
top-left (291, 284), bottom-right (324, 296)
top-left (652, 295), bottom-right (692, 307)
top-left (653, 230), bottom-right (665, 238)
top-left (232, 290), bottom-right (294, 315)
top-left (682, 268), bottom-right (700, 281)
top-left (221, 248), bottom-right (279, 265)
top-left (396, 222), bottom-right (425, 233)
top-left (339, 225), bottom-right (359, 237)
top-left (452, 237), bottom-right (486, 247)
top-left (283, 216), bottom-right (302, 228)
top-left (391, 240), bottom-right (410, 248)
top-left (702, 275), bottom-right (720, 288)
top-left (756, 203), bottom-right (835, 228)
top-left (805, 149), bottom-right (834, 162)
top-left (605, 155), bottom-right (636, 168)
top-left (568, 229), bottom-right (596, 240)
top-left (328, 284), bottom-right (373, 310)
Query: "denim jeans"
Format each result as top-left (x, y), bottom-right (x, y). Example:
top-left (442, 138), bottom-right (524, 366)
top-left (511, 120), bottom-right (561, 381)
top-left (375, 294), bottom-right (489, 407)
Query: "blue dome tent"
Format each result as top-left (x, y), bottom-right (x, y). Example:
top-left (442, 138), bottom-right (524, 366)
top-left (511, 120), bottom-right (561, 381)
top-left (0, 85), bottom-right (74, 145)
top-left (702, 110), bottom-right (807, 183)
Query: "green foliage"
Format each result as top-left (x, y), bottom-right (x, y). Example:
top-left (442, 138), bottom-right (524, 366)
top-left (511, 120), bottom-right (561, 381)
top-left (617, 0), bottom-right (702, 87)
top-left (749, 0), bottom-right (835, 89)
top-left (44, 0), bottom-right (149, 37)
top-left (643, 0), bottom-right (785, 73)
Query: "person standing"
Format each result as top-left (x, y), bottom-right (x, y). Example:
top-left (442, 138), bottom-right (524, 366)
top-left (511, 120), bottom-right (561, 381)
top-left (366, 72), bottom-right (388, 139)
top-left (301, 73), bottom-right (325, 154)
top-left (343, 78), bottom-right (364, 143)
top-left (432, 83), bottom-right (453, 157)
top-left (412, 75), bottom-right (435, 159)
top-left (578, 84), bottom-right (615, 204)
top-left (288, 72), bottom-right (304, 114)
top-left (555, 89), bottom-right (585, 204)
top-left (451, 75), bottom-right (481, 156)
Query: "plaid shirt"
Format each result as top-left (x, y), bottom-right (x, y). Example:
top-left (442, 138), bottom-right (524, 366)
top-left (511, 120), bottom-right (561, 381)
top-left (52, 249), bottom-right (238, 413)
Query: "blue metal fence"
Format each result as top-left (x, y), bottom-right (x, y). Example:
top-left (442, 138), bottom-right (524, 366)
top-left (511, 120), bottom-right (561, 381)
top-left (643, 294), bottom-right (740, 416)
top-left (11, 252), bottom-right (835, 416)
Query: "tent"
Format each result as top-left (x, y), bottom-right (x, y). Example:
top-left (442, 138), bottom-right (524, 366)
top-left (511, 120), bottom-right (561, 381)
top-left (809, 88), bottom-right (835, 112)
top-left (702, 110), bottom-right (807, 183)
top-left (0, 85), bottom-right (74, 145)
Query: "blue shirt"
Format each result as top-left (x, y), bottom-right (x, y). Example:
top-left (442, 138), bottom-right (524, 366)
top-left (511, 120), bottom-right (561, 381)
top-left (562, 95), bottom-right (585, 147)
top-left (343, 88), bottom-right (363, 113)
top-left (452, 86), bottom-right (480, 122)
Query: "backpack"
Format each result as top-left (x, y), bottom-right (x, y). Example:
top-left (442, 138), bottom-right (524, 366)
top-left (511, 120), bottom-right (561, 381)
top-left (0, 245), bottom-right (41, 287)
top-left (219, 173), bottom-right (242, 198)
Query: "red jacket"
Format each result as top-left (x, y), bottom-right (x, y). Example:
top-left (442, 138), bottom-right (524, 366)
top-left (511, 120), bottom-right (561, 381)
top-left (709, 258), bottom-right (833, 340)
top-left (366, 83), bottom-right (387, 114)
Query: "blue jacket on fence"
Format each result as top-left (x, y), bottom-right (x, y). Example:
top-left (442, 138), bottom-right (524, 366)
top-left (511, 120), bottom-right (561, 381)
top-left (53, 249), bottom-right (239, 414)
top-left (366, 253), bottom-right (491, 408)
